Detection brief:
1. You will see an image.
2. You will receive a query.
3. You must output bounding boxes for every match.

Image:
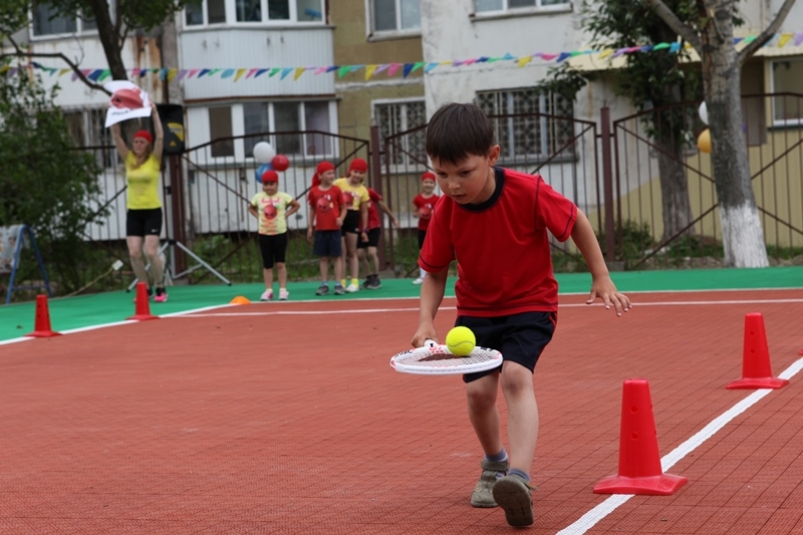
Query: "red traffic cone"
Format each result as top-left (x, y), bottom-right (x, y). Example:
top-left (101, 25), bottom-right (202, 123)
top-left (25, 294), bottom-right (61, 338)
top-left (127, 282), bottom-right (159, 321)
top-left (727, 313), bottom-right (788, 389)
top-left (594, 379), bottom-right (687, 495)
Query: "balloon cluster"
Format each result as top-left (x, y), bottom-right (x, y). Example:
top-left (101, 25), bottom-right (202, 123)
top-left (697, 102), bottom-right (711, 154)
top-left (252, 141), bottom-right (291, 182)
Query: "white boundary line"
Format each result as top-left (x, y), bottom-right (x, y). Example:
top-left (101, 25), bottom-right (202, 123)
top-left (556, 357), bottom-right (803, 535)
top-left (173, 296), bottom-right (803, 318)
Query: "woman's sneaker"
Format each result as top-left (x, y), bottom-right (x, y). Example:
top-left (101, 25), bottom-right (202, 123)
top-left (260, 289), bottom-right (273, 301)
top-left (154, 287), bottom-right (168, 303)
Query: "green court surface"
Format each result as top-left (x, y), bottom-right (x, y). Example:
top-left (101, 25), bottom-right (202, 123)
top-left (2, 266), bottom-right (802, 342)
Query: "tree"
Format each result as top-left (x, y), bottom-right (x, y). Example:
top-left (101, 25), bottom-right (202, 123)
top-left (538, 0), bottom-right (702, 243)
top-left (1, 0), bottom-right (197, 88)
top-left (0, 60), bottom-right (107, 293)
top-left (644, 0), bottom-right (798, 267)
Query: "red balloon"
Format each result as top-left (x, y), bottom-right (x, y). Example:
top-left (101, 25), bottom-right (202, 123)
top-left (271, 154), bottom-right (290, 171)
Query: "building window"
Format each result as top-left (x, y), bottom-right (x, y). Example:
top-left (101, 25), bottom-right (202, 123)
top-left (475, 0), bottom-right (569, 13)
top-left (32, 1), bottom-right (96, 36)
top-left (371, 0), bottom-right (420, 33)
top-left (243, 101), bottom-right (334, 158)
top-left (476, 88), bottom-right (574, 160)
top-left (184, 0), bottom-right (323, 25)
top-left (209, 106), bottom-right (234, 157)
top-left (375, 100), bottom-right (426, 166)
top-left (64, 109), bottom-right (118, 169)
top-left (771, 59), bottom-right (803, 126)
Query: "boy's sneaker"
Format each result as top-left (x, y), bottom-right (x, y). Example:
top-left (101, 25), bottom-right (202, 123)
top-left (492, 474), bottom-right (534, 527)
top-left (154, 287), bottom-right (168, 303)
top-left (278, 289), bottom-right (289, 301)
top-left (412, 277), bottom-right (424, 285)
top-left (260, 289), bottom-right (273, 301)
top-left (334, 284), bottom-right (346, 295)
top-left (471, 459), bottom-right (509, 508)
top-left (365, 275), bottom-right (382, 290)
top-left (345, 283), bottom-right (359, 293)
top-left (315, 284), bottom-right (329, 296)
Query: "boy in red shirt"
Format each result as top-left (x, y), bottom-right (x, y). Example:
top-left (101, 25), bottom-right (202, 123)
top-left (307, 162), bottom-right (346, 296)
top-left (358, 181), bottom-right (399, 290)
top-left (411, 103), bottom-right (631, 527)
top-left (411, 171), bottom-right (440, 284)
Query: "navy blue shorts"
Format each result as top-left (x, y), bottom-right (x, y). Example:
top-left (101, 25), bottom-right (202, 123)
top-left (313, 230), bottom-right (342, 257)
top-left (457, 311), bottom-right (557, 383)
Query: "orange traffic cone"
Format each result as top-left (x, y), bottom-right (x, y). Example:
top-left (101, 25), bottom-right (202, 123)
top-left (127, 282), bottom-right (159, 321)
top-left (594, 379), bottom-right (687, 495)
top-left (727, 313), bottom-right (788, 389)
top-left (25, 295), bottom-right (61, 338)
top-left (230, 296), bottom-right (251, 305)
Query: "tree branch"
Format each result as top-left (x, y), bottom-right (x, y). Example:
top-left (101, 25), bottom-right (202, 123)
top-left (738, 0), bottom-right (797, 63)
top-left (1, 36), bottom-right (110, 95)
top-left (643, 0), bottom-right (702, 52)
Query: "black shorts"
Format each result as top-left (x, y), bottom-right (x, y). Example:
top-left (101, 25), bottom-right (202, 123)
top-left (313, 230), bottom-right (342, 257)
top-left (126, 208), bottom-right (162, 237)
top-left (357, 228), bottom-right (381, 249)
top-left (342, 210), bottom-right (360, 234)
top-left (458, 311), bottom-right (557, 383)
top-left (258, 233), bottom-right (288, 269)
top-left (417, 229), bottom-right (427, 250)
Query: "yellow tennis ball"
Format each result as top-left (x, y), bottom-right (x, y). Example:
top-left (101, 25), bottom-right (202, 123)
top-left (446, 326), bottom-right (476, 357)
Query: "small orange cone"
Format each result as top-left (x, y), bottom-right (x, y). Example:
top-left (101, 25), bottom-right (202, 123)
top-left (127, 282), bottom-right (159, 321)
top-left (727, 313), bottom-right (788, 389)
top-left (25, 295), bottom-right (61, 338)
top-left (230, 296), bottom-right (251, 305)
top-left (594, 379), bottom-right (687, 495)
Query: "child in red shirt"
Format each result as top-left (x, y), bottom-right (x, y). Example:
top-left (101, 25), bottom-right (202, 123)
top-left (357, 182), bottom-right (399, 289)
top-left (411, 171), bottom-right (440, 284)
top-left (307, 162), bottom-right (346, 296)
top-left (411, 103), bottom-right (631, 527)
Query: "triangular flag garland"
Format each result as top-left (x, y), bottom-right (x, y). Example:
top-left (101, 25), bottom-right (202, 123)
top-left (8, 31), bottom-right (803, 83)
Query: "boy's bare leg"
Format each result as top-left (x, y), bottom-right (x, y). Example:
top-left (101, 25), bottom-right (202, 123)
top-left (319, 257), bottom-right (329, 282)
top-left (465, 373), bottom-right (503, 456)
top-left (333, 255), bottom-right (344, 283)
top-left (499, 361), bottom-right (538, 474)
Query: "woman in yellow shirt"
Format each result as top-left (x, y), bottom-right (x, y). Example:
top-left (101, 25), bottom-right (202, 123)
top-left (111, 103), bottom-right (168, 302)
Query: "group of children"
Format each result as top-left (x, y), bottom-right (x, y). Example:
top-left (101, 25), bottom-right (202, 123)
top-left (249, 158), bottom-right (437, 300)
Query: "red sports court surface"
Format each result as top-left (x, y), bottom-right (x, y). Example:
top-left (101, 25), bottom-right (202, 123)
top-left (2, 289), bottom-right (803, 534)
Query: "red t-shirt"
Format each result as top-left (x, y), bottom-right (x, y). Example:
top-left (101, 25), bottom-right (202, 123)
top-left (413, 193), bottom-right (440, 231)
top-left (307, 185), bottom-right (344, 231)
top-left (419, 168), bottom-right (577, 317)
top-left (362, 188), bottom-right (382, 231)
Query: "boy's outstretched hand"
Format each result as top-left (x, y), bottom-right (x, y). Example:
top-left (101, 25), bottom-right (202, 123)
top-left (586, 275), bottom-right (631, 316)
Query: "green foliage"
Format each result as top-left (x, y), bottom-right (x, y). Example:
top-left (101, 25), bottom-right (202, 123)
top-left (0, 62), bottom-right (107, 293)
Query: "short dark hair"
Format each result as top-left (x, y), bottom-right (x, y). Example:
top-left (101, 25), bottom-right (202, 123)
top-left (426, 103), bottom-right (494, 165)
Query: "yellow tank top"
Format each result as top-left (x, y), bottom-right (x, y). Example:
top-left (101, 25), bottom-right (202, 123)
top-left (125, 153), bottom-right (162, 210)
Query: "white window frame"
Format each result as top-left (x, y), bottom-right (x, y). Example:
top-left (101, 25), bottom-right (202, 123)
top-left (373, 97), bottom-right (427, 171)
top-left (769, 58), bottom-right (803, 128)
top-left (471, 0), bottom-right (571, 20)
top-left (365, 0), bottom-right (421, 40)
top-left (183, 0), bottom-right (325, 29)
top-left (475, 87), bottom-right (575, 162)
top-left (29, 3), bottom-right (99, 39)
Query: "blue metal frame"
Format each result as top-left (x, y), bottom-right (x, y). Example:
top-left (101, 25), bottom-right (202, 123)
top-left (4, 225), bottom-right (53, 305)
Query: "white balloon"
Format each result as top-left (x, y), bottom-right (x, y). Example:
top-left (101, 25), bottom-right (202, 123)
top-left (698, 102), bottom-right (708, 125)
top-left (252, 141), bottom-right (276, 163)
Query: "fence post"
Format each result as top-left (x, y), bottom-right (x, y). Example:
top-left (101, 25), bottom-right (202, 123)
top-left (600, 106), bottom-right (616, 263)
top-left (370, 123), bottom-right (390, 271)
top-left (168, 154), bottom-right (187, 274)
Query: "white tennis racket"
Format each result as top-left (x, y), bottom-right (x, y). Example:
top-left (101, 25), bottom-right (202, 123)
top-left (390, 341), bottom-right (503, 376)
